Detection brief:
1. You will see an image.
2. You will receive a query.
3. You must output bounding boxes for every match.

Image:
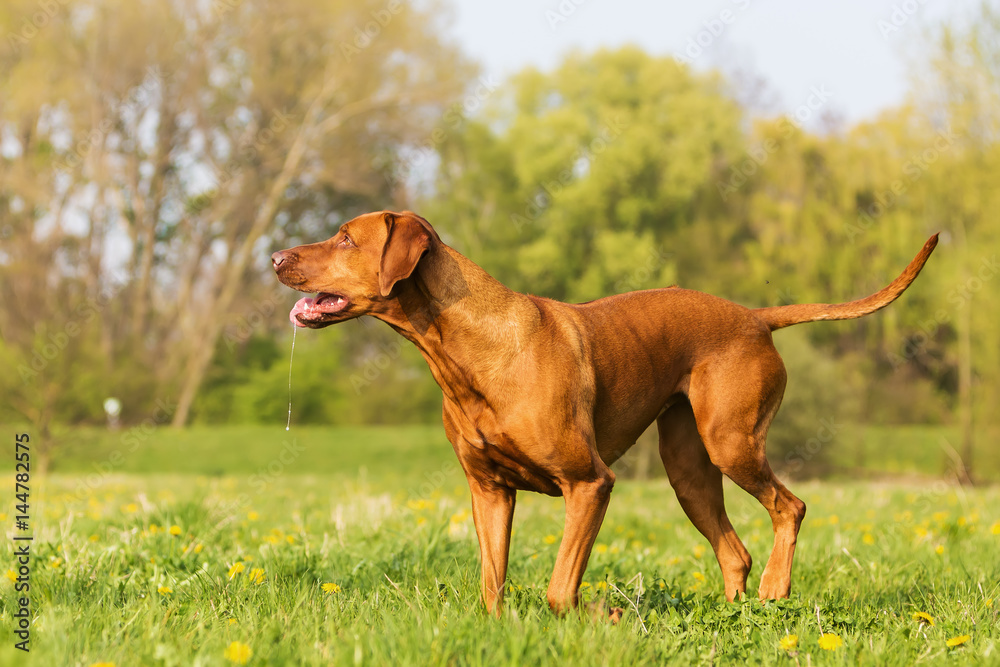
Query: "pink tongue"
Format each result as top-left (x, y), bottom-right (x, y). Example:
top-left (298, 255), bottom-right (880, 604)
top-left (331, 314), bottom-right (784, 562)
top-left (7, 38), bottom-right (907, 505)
top-left (289, 297), bottom-right (314, 326)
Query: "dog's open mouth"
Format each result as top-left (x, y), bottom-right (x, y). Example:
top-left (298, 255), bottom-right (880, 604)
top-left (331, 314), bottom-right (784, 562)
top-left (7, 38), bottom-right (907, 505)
top-left (289, 292), bottom-right (349, 327)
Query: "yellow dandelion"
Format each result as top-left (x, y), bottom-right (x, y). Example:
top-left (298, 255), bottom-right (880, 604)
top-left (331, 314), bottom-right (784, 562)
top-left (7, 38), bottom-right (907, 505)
top-left (657, 581), bottom-right (665, 589)
top-left (124, 503), bottom-right (139, 513)
top-left (990, 521), bottom-right (1000, 535)
top-left (596, 581), bottom-right (608, 590)
top-left (194, 544), bottom-right (204, 553)
top-left (248, 511), bottom-right (259, 521)
top-left (406, 499), bottom-right (433, 511)
top-left (264, 535), bottom-right (280, 545)
top-left (933, 511), bottom-right (949, 523)
top-left (595, 543), bottom-right (608, 554)
top-left (149, 524), bottom-right (160, 534)
top-left (543, 535), bottom-right (557, 545)
top-left (693, 544), bottom-right (706, 559)
top-left (4, 569), bottom-right (16, 583)
top-left (228, 618), bottom-right (238, 626)
top-left (50, 558), bottom-right (63, 569)
top-left (692, 572), bottom-right (705, 582)
top-left (285, 535), bottom-right (295, 544)
top-left (779, 634), bottom-right (798, 651)
top-left (935, 545), bottom-right (945, 555)
top-left (912, 612), bottom-right (935, 626)
top-left (89, 663), bottom-right (116, 667)
top-left (89, 535), bottom-right (99, 542)
top-left (157, 586), bottom-right (172, 595)
top-left (249, 568), bottom-right (265, 585)
top-left (321, 582), bottom-right (341, 594)
top-left (862, 533), bottom-right (875, 545)
top-left (169, 525), bottom-right (182, 536)
top-left (227, 562), bottom-right (246, 579)
top-left (224, 641), bottom-right (253, 665)
top-left (946, 634), bottom-right (971, 648)
top-left (986, 599), bottom-right (994, 608)
top-left (828, 515), bottom-right (839, 525)
top-left (818, 633), bottom-right (843, 651)
top-left (580, 582), bottom-right (591, 589)
top-left (242, 555), bottom-right (254, 562)
top-left (0, 513), bottom-right (7, 521)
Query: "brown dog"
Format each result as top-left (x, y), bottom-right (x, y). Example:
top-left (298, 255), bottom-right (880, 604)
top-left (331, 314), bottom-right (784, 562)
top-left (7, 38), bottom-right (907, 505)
top-left (272, 210), bottom-right (937, 616)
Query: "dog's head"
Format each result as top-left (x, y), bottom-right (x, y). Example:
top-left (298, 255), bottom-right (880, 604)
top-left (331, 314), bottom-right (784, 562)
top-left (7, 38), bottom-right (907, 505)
top-left (272, 210), bottom-right (439, 328)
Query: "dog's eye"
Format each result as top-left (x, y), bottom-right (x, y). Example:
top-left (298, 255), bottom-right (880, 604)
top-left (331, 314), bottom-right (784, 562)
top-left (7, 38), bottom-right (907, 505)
top-left (338, 234), bottom-right (355, 248)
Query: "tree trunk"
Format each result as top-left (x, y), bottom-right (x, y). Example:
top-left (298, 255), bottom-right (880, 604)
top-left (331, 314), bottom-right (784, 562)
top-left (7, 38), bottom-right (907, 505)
top-left (168, 85), bottom-right (451, 427)
top-left (954, 218), bottom-right (974, 484)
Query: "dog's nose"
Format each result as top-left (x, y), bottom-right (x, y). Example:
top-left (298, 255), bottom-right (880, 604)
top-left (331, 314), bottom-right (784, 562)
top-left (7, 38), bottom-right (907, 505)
top-left (271, 251), bottom-right (287, 269)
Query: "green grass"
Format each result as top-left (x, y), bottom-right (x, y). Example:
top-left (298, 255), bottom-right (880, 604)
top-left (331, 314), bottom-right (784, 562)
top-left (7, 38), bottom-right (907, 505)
top-left (2, 427), bottom-right (999, 665)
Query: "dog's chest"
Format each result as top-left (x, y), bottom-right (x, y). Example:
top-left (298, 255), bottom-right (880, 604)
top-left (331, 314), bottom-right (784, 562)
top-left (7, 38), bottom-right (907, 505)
top-left (447, 406), bottom-right (563, 496)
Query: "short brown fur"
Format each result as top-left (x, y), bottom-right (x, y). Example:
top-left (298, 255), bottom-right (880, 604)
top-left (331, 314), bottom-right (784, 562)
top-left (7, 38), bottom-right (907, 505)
top-left (272, 211), bottom-right (938, 616)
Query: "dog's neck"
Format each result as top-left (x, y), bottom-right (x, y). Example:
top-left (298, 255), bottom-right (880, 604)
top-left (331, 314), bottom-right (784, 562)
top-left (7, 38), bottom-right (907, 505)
top-left (371, 243), bottom-right (540, 401)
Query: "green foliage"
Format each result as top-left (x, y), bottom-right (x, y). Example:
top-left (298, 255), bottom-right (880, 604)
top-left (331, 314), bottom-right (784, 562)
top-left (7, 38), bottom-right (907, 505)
top-left (426, 47), bottom-right (744, 303)
top-left (193, 321), bottom-right (440, 426)
top-left (3, 3), bottom-right (999, 483)
top-left (766, 328), bottom-right (864, 478)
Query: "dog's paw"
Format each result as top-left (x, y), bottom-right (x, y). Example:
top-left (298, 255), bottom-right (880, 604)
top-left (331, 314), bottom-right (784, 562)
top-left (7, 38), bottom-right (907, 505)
top-left (585, 602), bottom-right (625, 625)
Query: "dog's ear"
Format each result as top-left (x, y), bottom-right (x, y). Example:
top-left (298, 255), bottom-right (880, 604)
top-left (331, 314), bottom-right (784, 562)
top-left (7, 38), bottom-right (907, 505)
top-left (378, 212), bottom-right (433, 297)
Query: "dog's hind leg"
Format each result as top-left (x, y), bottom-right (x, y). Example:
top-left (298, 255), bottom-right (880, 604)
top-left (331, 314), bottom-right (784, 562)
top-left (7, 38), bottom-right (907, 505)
top-left (658, 400), bottom-right (753, 601)
top-left (687, 347), bottom-right (806, 600)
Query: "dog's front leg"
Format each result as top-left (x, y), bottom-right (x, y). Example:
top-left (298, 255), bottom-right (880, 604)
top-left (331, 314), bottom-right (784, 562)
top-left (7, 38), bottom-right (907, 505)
top-left (546, 470), bottom-right (615, 614)
top-left (468, 478), bottom-right (516, 617)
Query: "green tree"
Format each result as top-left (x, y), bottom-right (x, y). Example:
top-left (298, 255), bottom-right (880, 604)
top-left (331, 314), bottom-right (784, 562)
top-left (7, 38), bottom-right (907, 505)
top-left (0, 0), bottom-right (474, 440)
top-left (425, 47), bottom-right (746, 302)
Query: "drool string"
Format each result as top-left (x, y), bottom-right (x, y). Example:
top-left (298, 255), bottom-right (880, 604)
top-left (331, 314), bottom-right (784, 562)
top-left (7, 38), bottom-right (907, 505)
top-left (286, 322), bottom-right (297, 431)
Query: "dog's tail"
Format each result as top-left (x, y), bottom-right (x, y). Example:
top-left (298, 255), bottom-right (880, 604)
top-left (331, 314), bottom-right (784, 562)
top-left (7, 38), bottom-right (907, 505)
top-left (752, 234), bottom-right (939, 332)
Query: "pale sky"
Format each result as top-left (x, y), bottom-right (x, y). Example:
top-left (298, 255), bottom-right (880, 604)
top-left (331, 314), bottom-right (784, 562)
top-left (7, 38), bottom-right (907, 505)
top-left (445, 0), bottom-right (982, 125)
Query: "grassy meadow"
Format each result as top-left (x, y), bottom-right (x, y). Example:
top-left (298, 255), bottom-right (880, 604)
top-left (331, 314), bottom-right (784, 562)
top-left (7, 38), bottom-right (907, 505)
top-left (2, 425), bottom-right (999, 666)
